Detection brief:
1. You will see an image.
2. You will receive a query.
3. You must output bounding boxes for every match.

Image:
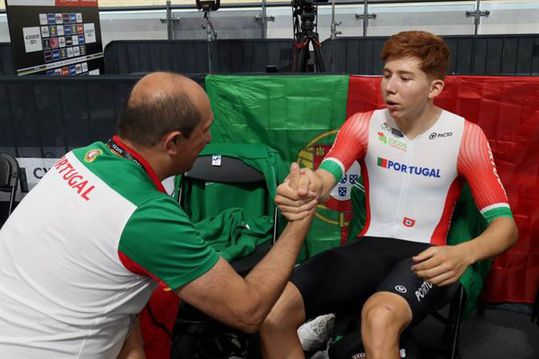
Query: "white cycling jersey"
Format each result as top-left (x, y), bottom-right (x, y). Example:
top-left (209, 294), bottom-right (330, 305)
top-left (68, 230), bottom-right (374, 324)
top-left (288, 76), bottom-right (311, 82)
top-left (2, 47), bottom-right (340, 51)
top-left (319, 109), bottom-right (512, 245)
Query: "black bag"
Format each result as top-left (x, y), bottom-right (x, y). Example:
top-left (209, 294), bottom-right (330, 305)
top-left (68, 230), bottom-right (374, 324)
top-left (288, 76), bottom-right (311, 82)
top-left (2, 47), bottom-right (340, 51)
top-left (171, 303), bottom-right (261, 359)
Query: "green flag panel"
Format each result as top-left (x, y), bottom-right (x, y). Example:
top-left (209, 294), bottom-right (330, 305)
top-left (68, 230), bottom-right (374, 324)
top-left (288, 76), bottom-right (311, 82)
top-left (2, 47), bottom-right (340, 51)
top-left (206, 74), bottom-right (350, 259)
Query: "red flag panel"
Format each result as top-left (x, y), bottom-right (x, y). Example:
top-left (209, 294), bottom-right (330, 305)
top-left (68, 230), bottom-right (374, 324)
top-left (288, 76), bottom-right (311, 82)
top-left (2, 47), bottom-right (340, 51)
top-left (347, 75), bottom-right (539, 304)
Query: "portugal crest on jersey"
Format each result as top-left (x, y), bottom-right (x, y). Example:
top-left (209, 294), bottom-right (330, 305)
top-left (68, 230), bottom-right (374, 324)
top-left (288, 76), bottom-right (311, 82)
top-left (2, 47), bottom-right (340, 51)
top-left (84, 149), bottom-right (103, 163)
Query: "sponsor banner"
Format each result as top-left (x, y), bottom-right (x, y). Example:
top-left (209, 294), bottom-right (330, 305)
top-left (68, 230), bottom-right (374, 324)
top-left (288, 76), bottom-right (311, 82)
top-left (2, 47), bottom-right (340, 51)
top-left (7, 0), bottom-right (55, 5)
top-left (17, 157), bottom-right (59, 191)
top-left (5, 1), bottom-right (103, 76)
top-left (16, 52), bottom-right (103, 75)
top-left (56, 0), bottom-right (98, 7)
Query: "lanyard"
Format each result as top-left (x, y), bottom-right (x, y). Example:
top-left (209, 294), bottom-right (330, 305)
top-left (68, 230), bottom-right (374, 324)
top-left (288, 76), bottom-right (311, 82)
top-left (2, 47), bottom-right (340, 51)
top-left (107, 135), bottom-right (166, 194)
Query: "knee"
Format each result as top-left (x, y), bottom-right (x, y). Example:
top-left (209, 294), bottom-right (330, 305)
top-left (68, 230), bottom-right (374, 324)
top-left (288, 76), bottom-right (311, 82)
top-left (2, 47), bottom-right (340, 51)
top-left (260, 288), bottom-right (305, 334)
top-left (260, 306), bottom-right (288, 333)
top-left (361, 296), bottom-right (410, 333)
top-left (260, 306), bottom-right (302, 336)
top-left (362, 303), bottom-right (398, 331)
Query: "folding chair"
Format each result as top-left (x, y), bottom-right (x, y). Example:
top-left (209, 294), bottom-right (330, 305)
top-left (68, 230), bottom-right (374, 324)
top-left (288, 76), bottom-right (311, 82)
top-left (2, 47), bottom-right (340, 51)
top-left (170, 143), bottom-right (285, 359)
top-left (176, 143), bottom-right (283, 272)
top-left (0, 152), bottom-right (21, 220)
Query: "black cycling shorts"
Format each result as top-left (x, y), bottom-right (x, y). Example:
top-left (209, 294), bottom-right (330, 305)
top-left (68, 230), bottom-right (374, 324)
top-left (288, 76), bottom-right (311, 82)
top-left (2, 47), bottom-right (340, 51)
top-left (290, 236), bottom-right (457, 325)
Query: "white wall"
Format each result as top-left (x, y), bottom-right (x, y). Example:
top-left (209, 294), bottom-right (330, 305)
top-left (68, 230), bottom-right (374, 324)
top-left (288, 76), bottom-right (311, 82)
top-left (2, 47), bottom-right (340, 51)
top-left (0, 1), bottom-right (538, 47)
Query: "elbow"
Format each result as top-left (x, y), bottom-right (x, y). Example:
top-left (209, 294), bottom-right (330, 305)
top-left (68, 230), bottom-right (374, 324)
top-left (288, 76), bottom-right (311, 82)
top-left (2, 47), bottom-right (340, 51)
top-left (230, 294), bottom-right (267, 334)
top-left (231, 308), bottom-right (266, 334)
top-left (237, 321), bottom-right (262, 334)
top-left (509, 221), bottom-right (519, 247)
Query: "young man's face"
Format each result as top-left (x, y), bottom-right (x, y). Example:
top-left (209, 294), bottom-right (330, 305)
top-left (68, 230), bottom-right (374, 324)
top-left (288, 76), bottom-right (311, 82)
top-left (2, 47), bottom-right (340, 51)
top-left (381, 56), bottom-right (438, 121)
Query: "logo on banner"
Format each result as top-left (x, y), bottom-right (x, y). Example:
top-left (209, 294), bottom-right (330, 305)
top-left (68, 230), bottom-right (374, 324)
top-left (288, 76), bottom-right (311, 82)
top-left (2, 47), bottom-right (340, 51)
top-left (23, 27), bottom-right (43, 53)
top-left (84, 149), bottom-right (102, 163)
top-left (84, 23), bottom-right (96, 43)
top-left (39, 14), bottom-right (48, 25)
top-left (297, 130), bottom-right (360, 231)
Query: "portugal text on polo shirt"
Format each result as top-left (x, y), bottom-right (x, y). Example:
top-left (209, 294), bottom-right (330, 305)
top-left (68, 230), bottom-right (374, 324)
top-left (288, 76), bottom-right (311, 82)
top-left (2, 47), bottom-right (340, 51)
top-left (53, 157), bottom-right (95, 200)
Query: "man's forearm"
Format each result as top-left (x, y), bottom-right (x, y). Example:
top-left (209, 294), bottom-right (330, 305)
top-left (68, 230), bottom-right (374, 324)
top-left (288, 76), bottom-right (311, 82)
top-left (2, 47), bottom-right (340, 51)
top-left (242, 215), bottom-right (313, 326)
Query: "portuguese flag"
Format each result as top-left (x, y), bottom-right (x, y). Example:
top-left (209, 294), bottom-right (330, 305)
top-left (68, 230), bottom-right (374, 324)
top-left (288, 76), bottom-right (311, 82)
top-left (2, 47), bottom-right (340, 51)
top-left (205, 74), bottom-right (539, 307)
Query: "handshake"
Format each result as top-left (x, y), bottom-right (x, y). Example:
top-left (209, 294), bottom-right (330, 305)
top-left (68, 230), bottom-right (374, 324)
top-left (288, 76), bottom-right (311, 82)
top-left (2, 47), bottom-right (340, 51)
top-left (275, 162), bottom-right (325, 221)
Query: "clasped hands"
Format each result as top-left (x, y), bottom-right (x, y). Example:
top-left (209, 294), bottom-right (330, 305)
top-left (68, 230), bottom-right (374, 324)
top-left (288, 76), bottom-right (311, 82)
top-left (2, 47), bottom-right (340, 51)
top-left (275, 162), bottom-right (322, 221)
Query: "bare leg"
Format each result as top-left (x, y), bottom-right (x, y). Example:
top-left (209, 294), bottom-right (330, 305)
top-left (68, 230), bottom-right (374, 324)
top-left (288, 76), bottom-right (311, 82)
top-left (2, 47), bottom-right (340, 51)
top-left (260, 282), bottom-right (306, 359)
top-left (117, 317), bottom-right (145, 359)
top-left (361, 292), bottom-right (413, 359)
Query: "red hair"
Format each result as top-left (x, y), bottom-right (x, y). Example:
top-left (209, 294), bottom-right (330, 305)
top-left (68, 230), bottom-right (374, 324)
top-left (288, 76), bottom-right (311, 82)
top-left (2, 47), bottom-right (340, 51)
top-left (381, 31), bottom-right (451, 79)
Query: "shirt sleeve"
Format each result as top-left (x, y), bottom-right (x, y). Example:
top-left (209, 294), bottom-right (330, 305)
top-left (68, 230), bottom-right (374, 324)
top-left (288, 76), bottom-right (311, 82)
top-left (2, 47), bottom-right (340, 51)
top-left (457, 121), bottom-right (513, 223)
top-left (318, 111), bottom-right (372, 182)
top-left (118, 196), bottom-right (220, 290)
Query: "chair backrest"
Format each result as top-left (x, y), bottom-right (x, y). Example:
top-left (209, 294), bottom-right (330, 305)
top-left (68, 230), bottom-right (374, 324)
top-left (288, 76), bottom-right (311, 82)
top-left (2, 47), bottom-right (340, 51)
top-left (182, 155), bottom-right (266, 184)
top-left (0, 152), bottom-right (20, 218)
top-left (179, 155), bottom-right (270, 219)
top-left (177, 143), bottom-right (285, 250)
